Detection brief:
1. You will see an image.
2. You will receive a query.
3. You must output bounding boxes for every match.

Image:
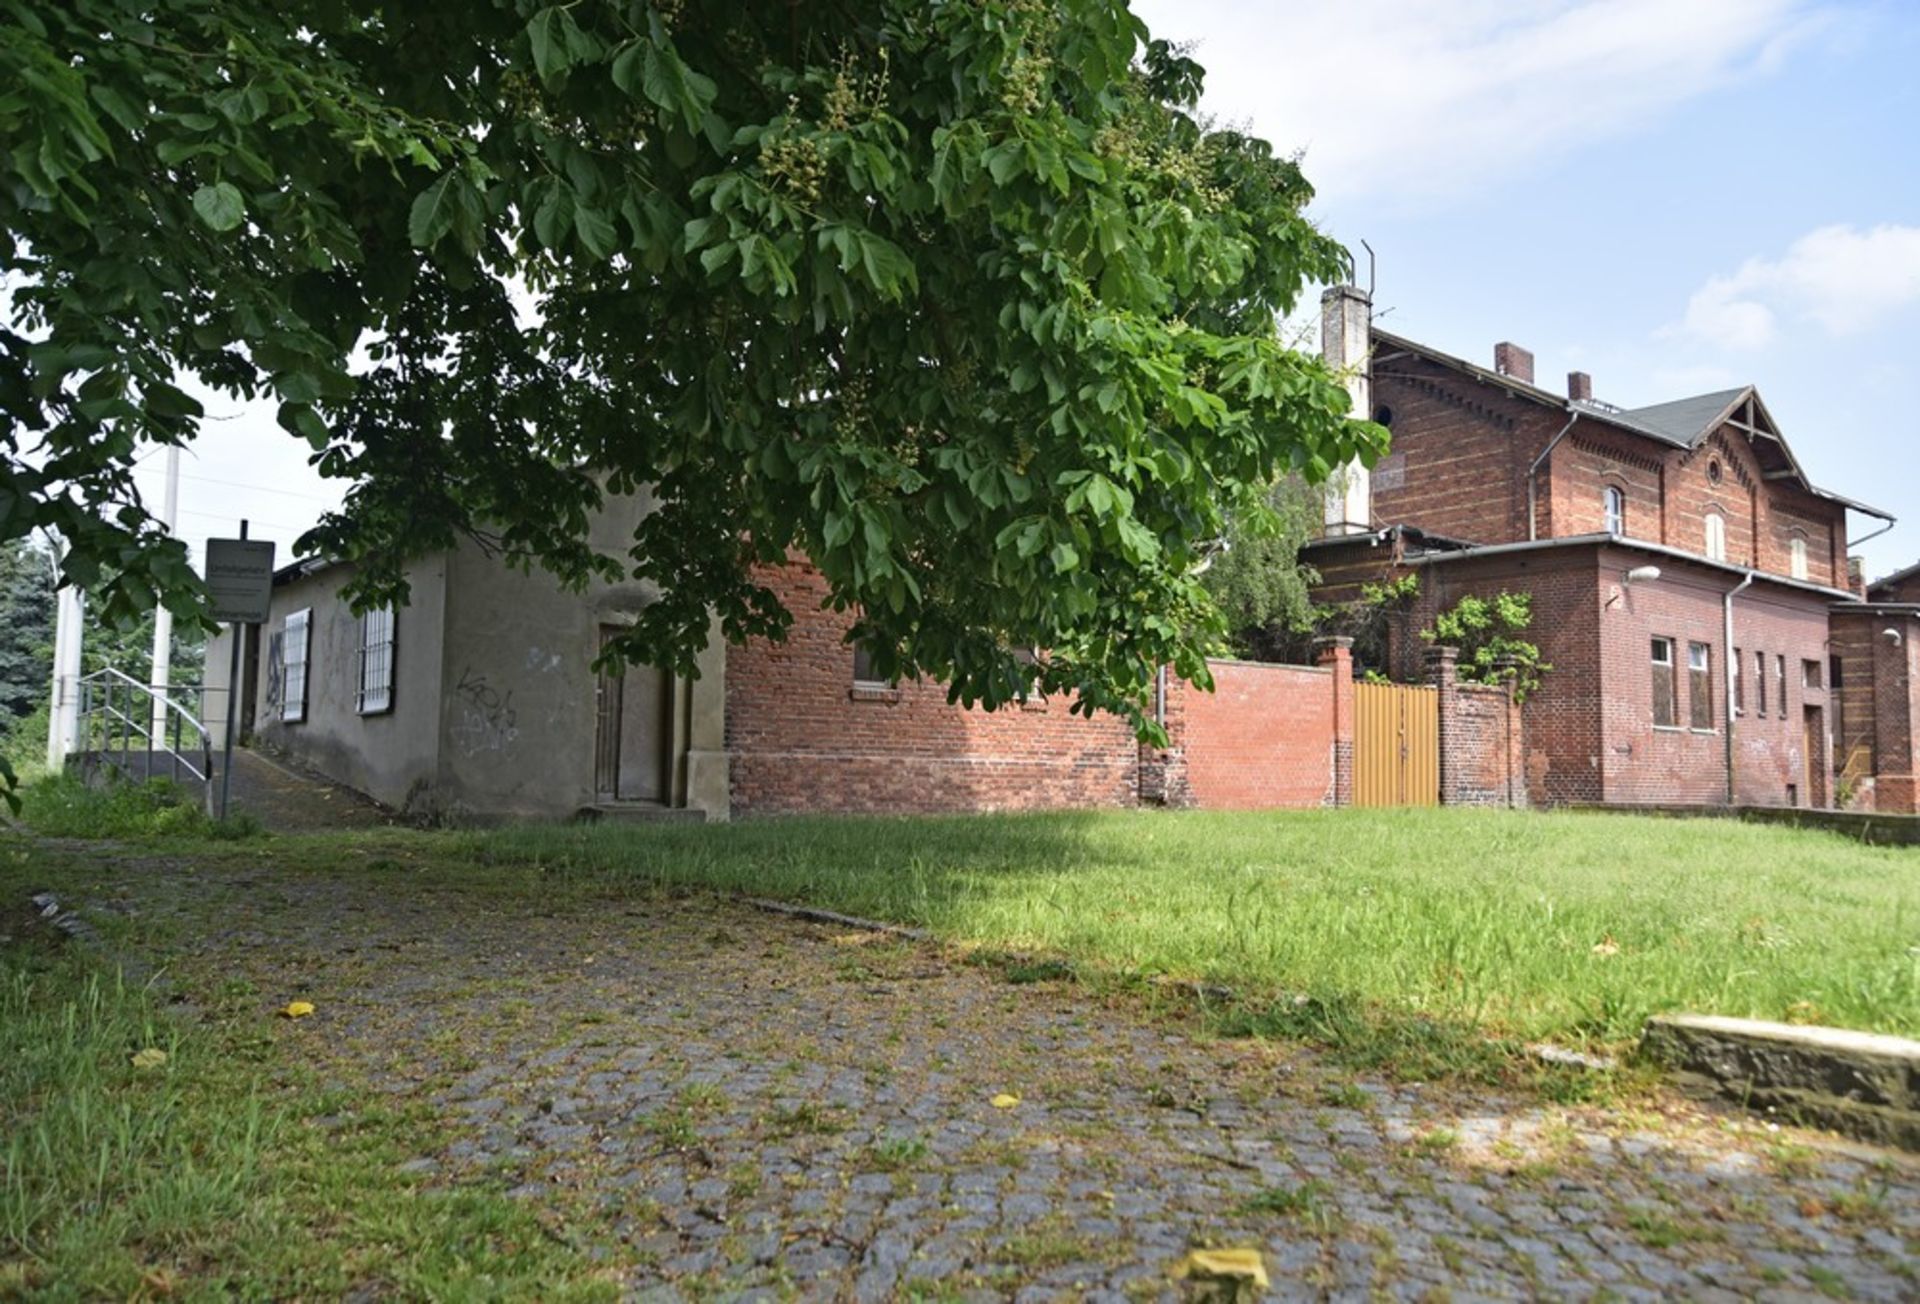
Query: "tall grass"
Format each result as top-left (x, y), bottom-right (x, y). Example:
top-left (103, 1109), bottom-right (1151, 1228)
top-left (19, 772), bottom-right (261, 841)
top-left (0, 856), bottom-right (611, 1296)
top-left (459, 807), bottom-right (1920, 1048)
top-left (0, 954), bottom-right (268, 1294)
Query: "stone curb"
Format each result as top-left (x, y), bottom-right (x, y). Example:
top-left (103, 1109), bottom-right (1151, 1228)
top-left (1641, 1013), bottom-right (1920, 1151)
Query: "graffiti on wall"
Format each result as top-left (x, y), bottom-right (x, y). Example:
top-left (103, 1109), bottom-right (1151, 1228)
top-left (449, 665), bottom-right (518, 755)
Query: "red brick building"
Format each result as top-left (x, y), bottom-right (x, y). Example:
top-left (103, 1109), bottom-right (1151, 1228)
top-left (1304, 289), bottom-right (1914, 810)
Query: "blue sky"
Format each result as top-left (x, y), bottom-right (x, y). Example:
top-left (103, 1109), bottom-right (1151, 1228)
top-left (1137, 0), bottom-right (1920, 579)
top-left (140, 1), bottom-right (1920, 581)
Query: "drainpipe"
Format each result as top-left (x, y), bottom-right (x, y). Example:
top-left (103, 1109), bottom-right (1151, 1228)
top-left (1526, 411), bottom-right (1581, 541)
top-left (1723, 570), bottom-right (1756, 806)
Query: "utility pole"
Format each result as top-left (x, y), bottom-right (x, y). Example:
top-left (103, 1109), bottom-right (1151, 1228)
top-left (149, 444), bottom-right (180, 743)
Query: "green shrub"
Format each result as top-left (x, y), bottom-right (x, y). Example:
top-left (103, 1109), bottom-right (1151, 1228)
top-left (19, 772), bottom-right (261, 841)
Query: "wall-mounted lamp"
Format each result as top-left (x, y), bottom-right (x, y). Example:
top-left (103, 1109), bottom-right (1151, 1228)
top-left (1884, 627), bottom-right (1904, 647)
top-left (1624, 565), bottom-right (1662, 584)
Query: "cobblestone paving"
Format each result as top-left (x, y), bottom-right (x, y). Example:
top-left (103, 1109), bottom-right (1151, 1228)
top-left (101, 855), bottom-right (1920, 1301)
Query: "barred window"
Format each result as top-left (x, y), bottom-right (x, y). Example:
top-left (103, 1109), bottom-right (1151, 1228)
top-left (282, 608), bottom-right (310, 723)
top-left (358, 605), bottom-right (396, 714)
top-left (1732, 647), bottom-right (1743, 714)
top-left (1688, 642), bottom-right (1714, 731)
top-left (1776, 654), bottom-right (1788, 716)
top-left (1651, 637), bottom-right (1677, 728)
top-left (1755, 650), bottom-right (1768, 715)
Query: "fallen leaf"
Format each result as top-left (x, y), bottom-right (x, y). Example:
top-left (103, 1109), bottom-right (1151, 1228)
top-left (281, 1000), bottom-right (316, 1019)
top-left (990, 1092), bottom-right (1020, 1109)
top-left (1591, 937), bottom-right (1620, 958)
top-left (1173, 1247), bottom-right (1269, 1289)
top-left (130, 1047), bottom-right (169, 1070)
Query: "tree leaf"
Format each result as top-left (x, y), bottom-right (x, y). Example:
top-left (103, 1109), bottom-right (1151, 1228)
top-left (408, 172), bottom-right (459, 249)
top-left (190, 182), bottom-right (245, 232)
top-left (642, 40), bottom-right (718, 134)
top-left (574, 203), bottom-right (619, 259)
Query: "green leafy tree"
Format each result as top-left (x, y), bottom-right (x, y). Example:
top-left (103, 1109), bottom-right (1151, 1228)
top-left (1201, 475), bottom-right (1325, 660)
top-left (0, 540), bottom-right (56, 732)
top-left (1421, 590), bottom-right (1550, 702)
top-left (2, 0), bottom-right (1384, 755)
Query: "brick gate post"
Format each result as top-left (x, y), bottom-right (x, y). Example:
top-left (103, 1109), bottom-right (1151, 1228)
top-left (1426, 645), bottom-right (1461, 805)
top-left (1316, 637), bottom-right (1355, 807)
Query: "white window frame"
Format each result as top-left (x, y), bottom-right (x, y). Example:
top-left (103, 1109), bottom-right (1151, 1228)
top-left (1789, 536), bottom-right (1809, 582)
top-left (1603, 486), bottom-right (1625, 537)
top-left (1688, 642), bottom-right (1715, 732)
top-left (852, 642), bottom-right (888, 689)
top-left (282, 608), bottom-right (311, 724)
top-left (357, 605), bottom-right (397, 715)
top-left (1651, 637), bottom-right (1678, 728)
top-left (1704, 511), bottom-right (1727, 562)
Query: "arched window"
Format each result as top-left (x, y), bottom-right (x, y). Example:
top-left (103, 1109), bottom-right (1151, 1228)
top-left (1789, 536), bottom-right (1809, 581)
top-left (1603, 486), bottom-right (1626, 536)
top-left (1704, 511), bottom-right (1727, 562)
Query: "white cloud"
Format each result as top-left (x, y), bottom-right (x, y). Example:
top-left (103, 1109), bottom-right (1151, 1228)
top-left (1130, 0), bottom-right (1814, 204)
top-left (1668, 223), bottom-right (1920, 351)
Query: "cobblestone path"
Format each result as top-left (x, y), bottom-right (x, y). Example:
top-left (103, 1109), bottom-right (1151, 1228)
top-left (101, 854), bottom-right (1919, 1301)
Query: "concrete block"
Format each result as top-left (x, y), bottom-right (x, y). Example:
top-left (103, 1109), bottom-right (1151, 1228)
top-left (1641, 1014), bottom-right (1920, 1150)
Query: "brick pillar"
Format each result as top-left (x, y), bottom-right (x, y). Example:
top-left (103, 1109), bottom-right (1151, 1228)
top-left (1426, 644), bottom-right (1460, 805)
top-left (1871, 623), bottom-right (1919, 814)
top-left (1139, 668), bottom-right (1194, 807)
top-left (1317, 638), bottom-right (1354, 807)
top-left (1496, 656), bottom-right (1527, 810)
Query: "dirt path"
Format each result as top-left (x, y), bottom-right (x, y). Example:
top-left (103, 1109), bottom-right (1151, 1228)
top-left (65, 847), bottom-right (1920, 1300)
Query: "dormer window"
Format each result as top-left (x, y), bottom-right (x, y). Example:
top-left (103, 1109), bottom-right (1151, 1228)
top-left (1603, 486), bottom-right (1625, 537)
top-left (1789, 536), bottom-right (1809, 582)
top-left (1704, 511), bottom-right (1727, 562)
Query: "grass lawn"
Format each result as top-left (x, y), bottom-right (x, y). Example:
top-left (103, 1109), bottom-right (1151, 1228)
top-left (2, 786), bottom-right (1915, 1291)
top-left (462, 806), bottom-right (1920, 1052)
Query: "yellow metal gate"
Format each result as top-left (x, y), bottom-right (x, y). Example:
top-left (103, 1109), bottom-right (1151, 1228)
top-left (1354, 682), bottom-right (1439, 807)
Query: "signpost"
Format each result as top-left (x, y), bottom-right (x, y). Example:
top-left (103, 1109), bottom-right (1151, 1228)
top-left (206, 526), bottom-right (275, 819)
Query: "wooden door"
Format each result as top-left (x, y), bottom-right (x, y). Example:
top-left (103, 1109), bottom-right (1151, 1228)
top-left (593, 627), bottom-right (623, 801)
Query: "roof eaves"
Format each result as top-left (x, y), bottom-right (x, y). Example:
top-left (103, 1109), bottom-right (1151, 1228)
top-left (1370, 327), bottom-right (1690, 448)
top-left (1408, 533), bottom-right (1861, 602)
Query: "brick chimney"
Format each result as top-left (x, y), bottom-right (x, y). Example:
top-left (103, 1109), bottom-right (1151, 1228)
top-left (1849, 557), bottom-right (1868, 599)
top-left (1493, 342), bottom-right (1534, 385)
top-left (1567, 371), bottom-right (1593, 402)
top-left (1320, 284), bottom-right (1373, 537)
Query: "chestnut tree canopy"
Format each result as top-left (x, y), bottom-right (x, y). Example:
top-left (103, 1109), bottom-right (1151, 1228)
top-left (2, 0), bottom-right (1383, 753)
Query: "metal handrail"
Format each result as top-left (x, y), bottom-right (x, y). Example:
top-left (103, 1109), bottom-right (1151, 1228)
top-left (76, 667), bottom-right (219, 812)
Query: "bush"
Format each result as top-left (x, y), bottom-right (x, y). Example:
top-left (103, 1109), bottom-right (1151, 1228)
top-left (19, 772), bottom-right (261, 841)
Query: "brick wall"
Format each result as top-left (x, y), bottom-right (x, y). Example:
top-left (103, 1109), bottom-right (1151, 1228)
top-left (732, 564), bottom-right (1522, 817)
top-left (726, 564), bottom-right (1140, 816)
top-left (1830, 608), bottom-right (1920, 814)
top-left (1410, 549), bottom-right (1604, 806)
top-left (1164, 660), bottom-right (1339, 808)
top-left (1370, 354), bottom-right (1560, 544)
top-left (1375, 344), bottom-right (1849, 589)
top-left (1429, 644), bottom-right (1525, 808)
top-left (1871, 571), bottom-right (1920, 604)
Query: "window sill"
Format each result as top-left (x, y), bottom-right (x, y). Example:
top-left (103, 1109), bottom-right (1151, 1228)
top-left (1690, 728), bottom-right (1718, 736)
top-left (1651, 725), bottom-right (1686, 733)
top-left (849, 684), bottom-right (901, 704)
